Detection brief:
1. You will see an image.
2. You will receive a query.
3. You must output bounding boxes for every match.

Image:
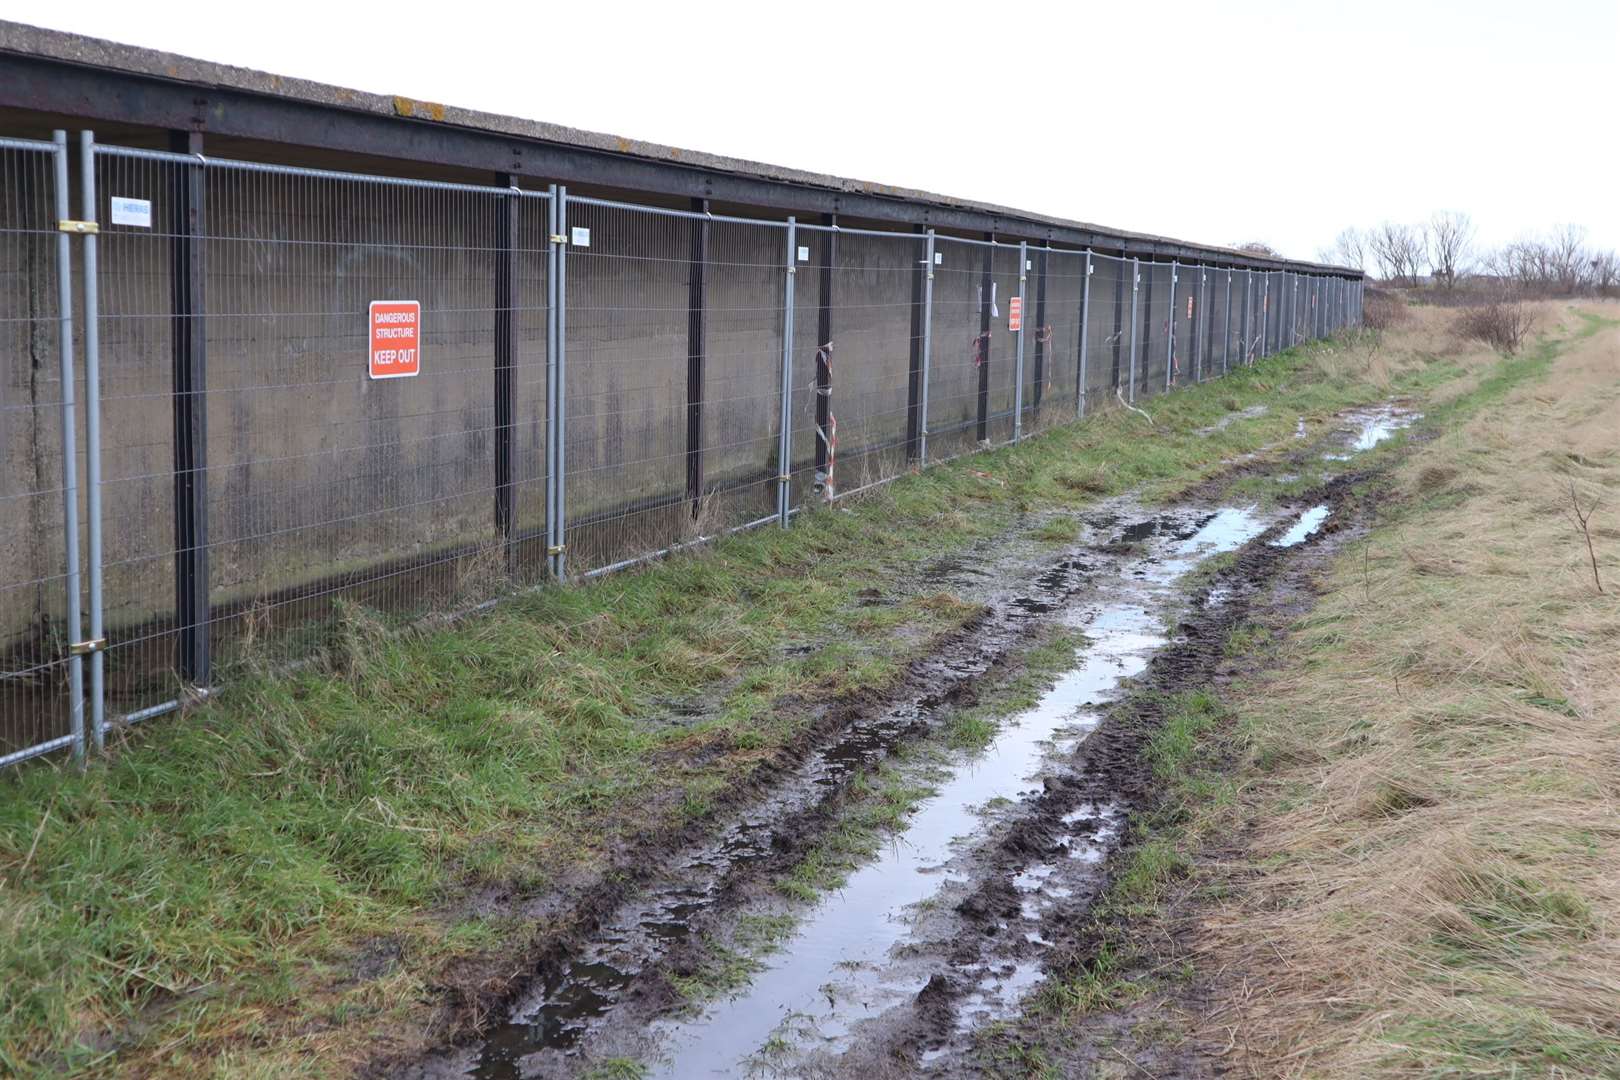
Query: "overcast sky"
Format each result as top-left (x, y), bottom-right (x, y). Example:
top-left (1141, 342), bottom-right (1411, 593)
top-left (6, 0), bottom-right (1615, 265)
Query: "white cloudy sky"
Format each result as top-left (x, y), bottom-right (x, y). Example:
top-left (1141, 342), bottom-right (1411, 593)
top-left (6, 0), bottom-right (1615, 265)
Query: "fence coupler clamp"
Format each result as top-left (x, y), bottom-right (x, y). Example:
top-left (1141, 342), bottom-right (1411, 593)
top-left (546, 544), bottom-right (567, 556)
top-left (69, 638), bottom-right (107, 656)
top-left (58, 220), bottom-right (99, 235)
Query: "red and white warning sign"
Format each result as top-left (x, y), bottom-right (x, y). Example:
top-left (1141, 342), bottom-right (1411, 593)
top-left (1008, 296), bottom-right (1023, 332)
top-left (1187, 296), bottom-right (1195, 319)
top-left (369, 300), bottom-right (421, 379)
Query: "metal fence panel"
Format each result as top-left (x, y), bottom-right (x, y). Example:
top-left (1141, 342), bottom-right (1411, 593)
top-left (1032, 247), bottom-right (1084, 425)
top-left (0, 136), bottom-right (83, 767)
top-left (1084, 253), bottom-right (1132, 405)
top-left (560, 200), bottom-right (784, 573)
top-left (925, 236), bottom-right (991, 460)
top-left (91, 146), bottom-right (547, 722)
top-left (822, 227), bottom-right (921, 493)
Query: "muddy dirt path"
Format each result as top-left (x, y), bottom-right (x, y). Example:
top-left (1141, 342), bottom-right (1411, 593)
top-left (396, 408), bottom-right (1415, 1080)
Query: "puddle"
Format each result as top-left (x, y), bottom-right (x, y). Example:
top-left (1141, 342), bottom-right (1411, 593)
top-left (442, 502), bottom-right (1277, 1079)
top-left (636, 508), bottom-right (1268, 1078)
top-left (1272, 505), bottom-right (1331, 547)
top-left (1326, 404), bottom-right (1421, 460)
top-left (1195, 404), bottom-right (1268, 436)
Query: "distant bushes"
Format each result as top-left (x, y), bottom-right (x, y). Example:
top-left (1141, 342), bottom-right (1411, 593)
top-left (1362, 287), bottom-right (1409, 331)
top-left (1453, 296), bottom-right (1535, 355)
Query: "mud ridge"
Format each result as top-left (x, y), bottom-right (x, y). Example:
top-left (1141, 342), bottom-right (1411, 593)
top-left (950, 470), bottom-right (1379, 1079)
top-left (374, 518), bottom-right (1114, 1078)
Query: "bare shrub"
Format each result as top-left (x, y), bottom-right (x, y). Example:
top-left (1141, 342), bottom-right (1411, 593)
top-left (1453, 297), bottom-right (1535, 354)
top-left (1362, 287), bottom-right (1409, 331)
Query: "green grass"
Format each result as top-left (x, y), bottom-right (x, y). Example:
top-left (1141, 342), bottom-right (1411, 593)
top-left (0, 335), bottom-right (1422, 1077)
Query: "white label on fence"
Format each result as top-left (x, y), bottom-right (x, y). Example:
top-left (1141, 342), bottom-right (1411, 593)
top-left (110, 197), bottom-right (152, 228)
top-left (934, 252), bottom-right (943, 265)
top-left (570, 226), bottom-right (591, 247)
top-left (797, 245), bottom-right (810, 262)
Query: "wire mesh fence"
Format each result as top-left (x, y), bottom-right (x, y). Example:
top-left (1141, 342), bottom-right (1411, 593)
top-left (0, 135), bottom-right (83, 768)
top-left (0, 130), bottom-right (1363, 768)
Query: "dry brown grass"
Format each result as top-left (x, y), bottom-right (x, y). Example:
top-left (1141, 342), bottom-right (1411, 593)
top-left (1206, 302), bottom-right (1620, 1076)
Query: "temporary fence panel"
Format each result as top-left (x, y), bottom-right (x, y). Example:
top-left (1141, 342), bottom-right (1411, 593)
top-left (0, 135), bottom-right (84, 768)
top-left (820, 226), bottom-right (922, 494)
top-left (926, 236), bottom-right (992, 460)
top-left (1033, 247), bottom-right (1085, 424)
top-left (1083, 252), bottom-right (1132, 408)
top-left (560, 199), bottom-right (784, 574)
top-left (1140, 262), bottom-right (1172, 395)
top-left (1173, 263), bottom-right (1197, 386)
top-left (90, 142), bottom-right (551, 728)
top-left (985, 242), bottom-right (1022, 445)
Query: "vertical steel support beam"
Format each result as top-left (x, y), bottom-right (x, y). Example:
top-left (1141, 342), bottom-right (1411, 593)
top-left (79, 132), bottom-right (105, 753)
top-left (1139, 260), bottom-right (1153, 397)
top-left (1165, 261), bottom-right (1177, 391)
top-left (1110, 255), bottom-right (1125, 390)
top-left (777, 219), bottom-right (796, 526)
top-left (1128, 259), bottom-right (1141, 403)
top-left (51, 131), bottom-right (85, 766)
top-left (1201, 268), bottom-right (1210, 379)
top-left (1190, 266), bottom-right (1202, 381)
top-left (686, 198), bottom-right (709, 515)
top-left (1077, 249), bottom-right (1093, 417)
top-left (168, 129), bottom-right (209, 689)
top-left (1241, 270), bottom-right (1252, 365)
top-left (816, 213), bottom-right (836, 482)
top-left (494, 178), bottom-right (518, 566)
top-left (1260, 272), bottom-right (1270, 358)
top-left (976, 234), bottom-right (992, 442)
top-left (1032, 243), bottom-right (1048, 414)
top-left (918, 230), bottom-right (936, 466)
top-left (1223, 269), bottom-right (1233, 374)
top-left (1013, 240), bottom-right (1027, 441)
top-left (905, 223), bottom-right (926, 460)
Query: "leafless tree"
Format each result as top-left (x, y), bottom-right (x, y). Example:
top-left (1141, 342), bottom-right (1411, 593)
top-left (1549, 224), bottom-right (1589, 293)
top-left (1590, 249), bottom-right (1619, 291)
top-left (1319, 227), bottom-right (1368, 272)
top-left (1428, 211), bottom-right (1475, 289)
top-left (1370, 222), bottom-right (1428, 287)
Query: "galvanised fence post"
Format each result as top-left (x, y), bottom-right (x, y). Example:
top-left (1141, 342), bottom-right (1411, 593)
top-left (51, 130), bottom-right (86, 768)
top-left (546, 185), bottom-right (568, 581)
top-left (1077, 249), bottom-right (1092, 417)
top-left (1128, 258), bottom-right (1141, 402)
top-left (777, 217), bottom-right (796, 526)
top-left (1165, 261), bottom-right (1177, 391)
top-left (79, 131), bottom-right (107, 754)
top-left (1013, 240), bottom-right (1027, 441)
top-left (1223, 269), bottom-right (1232, 374)
top-left (918, 229), bottom-right (936, 465)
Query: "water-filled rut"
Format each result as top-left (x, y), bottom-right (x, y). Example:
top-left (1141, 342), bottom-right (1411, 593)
top-left (399, 404), bottom-right (1398, 1080)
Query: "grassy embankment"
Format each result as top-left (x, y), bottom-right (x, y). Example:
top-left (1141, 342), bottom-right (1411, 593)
top-left (1009, 303), bottom-right (1620, 1078)
top-left (2, 327), bottom-right (1447, 1078)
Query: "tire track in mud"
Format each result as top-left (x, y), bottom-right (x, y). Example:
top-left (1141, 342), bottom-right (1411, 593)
top-left (393, 407), bottom-right (1405, 1080)
top-left (391, 503), bottom-right (1179, 1079)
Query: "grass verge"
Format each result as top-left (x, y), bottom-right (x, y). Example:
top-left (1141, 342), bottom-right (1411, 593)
top-left (991, 302), bottom-right (1620, 1078)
